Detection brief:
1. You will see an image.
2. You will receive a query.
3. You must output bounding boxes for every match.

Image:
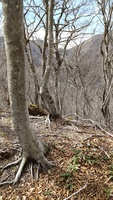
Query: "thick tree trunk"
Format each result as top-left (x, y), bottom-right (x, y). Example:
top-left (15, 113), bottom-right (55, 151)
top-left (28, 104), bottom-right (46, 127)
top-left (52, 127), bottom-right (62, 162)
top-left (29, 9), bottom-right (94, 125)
top-left (100, 29), bottom-right (113, 126)
top-left (96, 0), bottom-right (113, 126)
top-left (2, 0), bottom-right (53, 184)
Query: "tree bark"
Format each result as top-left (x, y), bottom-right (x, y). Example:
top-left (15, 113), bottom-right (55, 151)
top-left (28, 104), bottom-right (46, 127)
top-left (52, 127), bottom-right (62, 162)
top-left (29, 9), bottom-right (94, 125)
top-left (40, 0), bottom-right (57, 116)
top-left (96, 0), bottom-right (113, 126)
top-left (2, 0), bottom-right (53, 184)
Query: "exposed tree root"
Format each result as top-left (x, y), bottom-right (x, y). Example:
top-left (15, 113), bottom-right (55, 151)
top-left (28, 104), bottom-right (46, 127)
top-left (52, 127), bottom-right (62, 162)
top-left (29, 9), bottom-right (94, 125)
top-left (0, 139), bottom-right (55, 186)
top-left (2, 157), bottom-right (22, 171)
top-left (0, 156), bottom-right (27, 186)
top-left (39, 156), bottom-right (56, 169)
top-left (0, 180), bottom-right (14, 186)
top-left (36, 163), bottom-right (40, 180)
top-left (14, 156), bottom-right (27, 184)
top-left (0, 153), bottom-right (56, 186)
top-left (30, 163), bottom-right (34, 184)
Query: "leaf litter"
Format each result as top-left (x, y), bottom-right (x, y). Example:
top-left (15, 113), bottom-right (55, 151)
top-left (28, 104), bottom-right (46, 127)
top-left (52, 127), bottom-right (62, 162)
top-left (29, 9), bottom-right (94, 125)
top-left (0, 111), bottom-right (113, 199)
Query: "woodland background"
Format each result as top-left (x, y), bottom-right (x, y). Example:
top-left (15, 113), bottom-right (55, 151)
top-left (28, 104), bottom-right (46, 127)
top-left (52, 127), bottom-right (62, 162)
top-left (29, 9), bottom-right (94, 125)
top-left (0, 0), bottom-right (113, 126)
top-left (0, 33), bottom-right (105, 122)
top-left (0, 1), bottom-right (113, 199)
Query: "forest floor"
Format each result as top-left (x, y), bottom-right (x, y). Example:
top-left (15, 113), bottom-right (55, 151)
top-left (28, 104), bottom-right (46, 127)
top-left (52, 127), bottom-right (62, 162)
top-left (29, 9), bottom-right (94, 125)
top-left (1, 111), bottom-right (113, 200)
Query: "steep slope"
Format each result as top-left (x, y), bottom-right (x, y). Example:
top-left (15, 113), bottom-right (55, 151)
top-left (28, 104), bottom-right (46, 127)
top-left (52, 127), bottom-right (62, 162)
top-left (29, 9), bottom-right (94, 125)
top-left (64, 34), bottom-right (105, 123)
top-left (0, 34), bottom-right (113, 125)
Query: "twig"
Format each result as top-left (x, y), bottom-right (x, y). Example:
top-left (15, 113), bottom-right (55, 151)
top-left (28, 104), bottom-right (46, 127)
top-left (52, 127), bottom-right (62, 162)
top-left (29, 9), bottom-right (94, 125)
top-left (38, 134), bottom-right (61, 137)
top-left (30, 116), bottom-right (46, 119)
top-left (84, 134), bottom-right (104, 141)
top-left (70, 124), bottom-right (81, 132)
top-left (63, 181), bottom-right (88, 200)
top-left (96, 123), bottom-right (113, 138)
top-left (10, 147), bottom-right (20, 152)
top-left (98, 147), bottom-right (111, 158)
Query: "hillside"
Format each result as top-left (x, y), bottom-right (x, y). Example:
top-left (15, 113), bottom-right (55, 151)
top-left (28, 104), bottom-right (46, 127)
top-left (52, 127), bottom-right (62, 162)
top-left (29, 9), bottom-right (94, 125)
top-left (1, 34), bottom-right (113, 199)
top-left (61, 34), bottom-right (105, 123)
top-left (1, 111), bottom-right (113, 199)
top-left (0, 34), bottom-right (113, 125)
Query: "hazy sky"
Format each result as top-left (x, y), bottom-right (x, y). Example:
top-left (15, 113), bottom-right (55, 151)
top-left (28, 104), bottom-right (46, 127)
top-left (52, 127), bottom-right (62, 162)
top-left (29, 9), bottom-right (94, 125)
top-left (0, 0), bottom-right (104, 48)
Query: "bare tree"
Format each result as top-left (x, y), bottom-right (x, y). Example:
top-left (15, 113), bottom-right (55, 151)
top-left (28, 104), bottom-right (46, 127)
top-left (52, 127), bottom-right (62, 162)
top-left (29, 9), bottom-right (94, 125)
top-left (0, 41), bottom-right (10, 109)
top-left (96, 0), bottom-right (113, 125)
top-left (1, 0), bottom-right (54, 185)
top-left (40, 0), bottom-right (58, 116)
top-left (23, 0), bottom-right (45, 106)
top-left (22, 0), bottom-right (93, 116)
top-left (52, 0), bottom-right (93, 114)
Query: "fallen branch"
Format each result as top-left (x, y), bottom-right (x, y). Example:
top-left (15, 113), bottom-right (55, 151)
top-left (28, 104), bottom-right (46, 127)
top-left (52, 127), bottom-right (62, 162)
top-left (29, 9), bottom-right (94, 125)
top-left (65, 113), bottom-right (113, 138)
top-left (96, 123), bottom-right (113, 138)
top-left (63, 181), bottom-right (88, 200)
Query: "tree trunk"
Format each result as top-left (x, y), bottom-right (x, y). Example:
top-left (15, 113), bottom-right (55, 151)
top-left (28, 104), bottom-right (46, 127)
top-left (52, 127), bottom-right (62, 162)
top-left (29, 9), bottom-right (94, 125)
top-left (2, 0), bottom-right (53, 184)
top-left (98, 0), bottom-right (113, 126)
top-left (40, 0), bottom-right (57, 116)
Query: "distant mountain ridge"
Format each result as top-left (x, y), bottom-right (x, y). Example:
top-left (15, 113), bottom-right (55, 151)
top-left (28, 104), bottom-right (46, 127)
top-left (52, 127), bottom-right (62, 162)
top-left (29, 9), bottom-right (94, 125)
top-left (1, 33), bottom-right (113, 125)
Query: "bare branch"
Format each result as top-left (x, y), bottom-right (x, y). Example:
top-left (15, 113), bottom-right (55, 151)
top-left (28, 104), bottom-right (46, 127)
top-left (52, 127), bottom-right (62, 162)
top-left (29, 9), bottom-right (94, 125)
top-left (63, 181), bottom-right (88, 200)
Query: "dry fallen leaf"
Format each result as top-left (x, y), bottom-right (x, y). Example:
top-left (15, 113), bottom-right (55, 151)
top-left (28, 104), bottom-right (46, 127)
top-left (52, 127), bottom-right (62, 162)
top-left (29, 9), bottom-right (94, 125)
top-left (22, 196), bottom-right (26, 200)
top-left (0, 112), bottom-right (113, 200)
